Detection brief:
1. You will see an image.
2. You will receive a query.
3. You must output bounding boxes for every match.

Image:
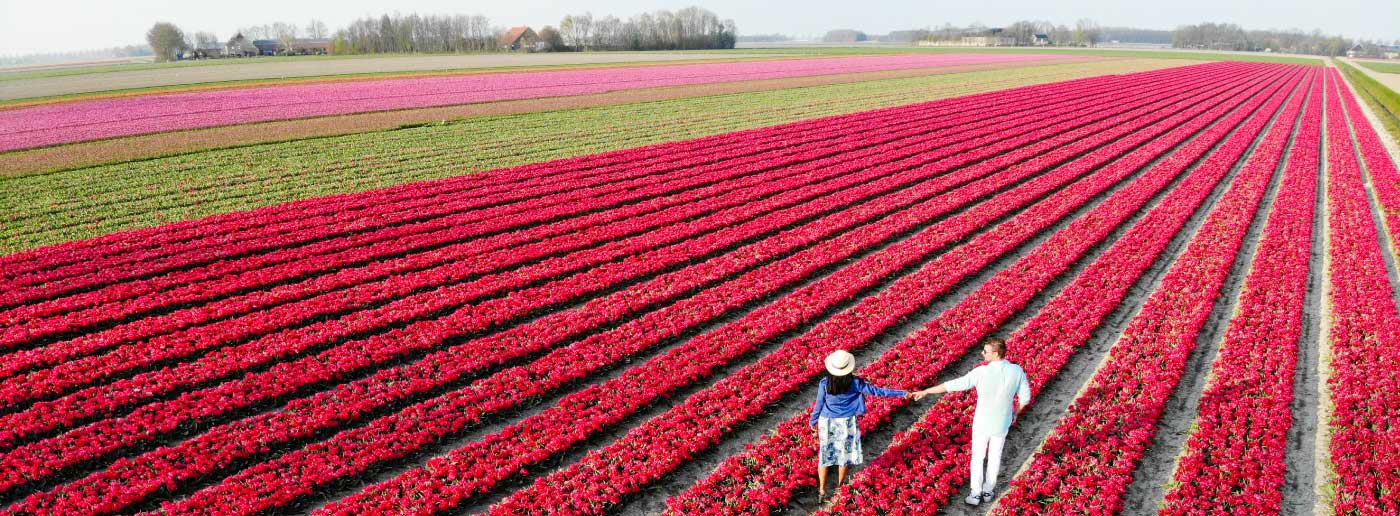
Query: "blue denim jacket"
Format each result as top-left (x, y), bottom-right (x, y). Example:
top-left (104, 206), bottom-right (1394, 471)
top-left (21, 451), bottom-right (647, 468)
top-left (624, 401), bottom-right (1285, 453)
top-left (809, 377), bottom-right (907, 426)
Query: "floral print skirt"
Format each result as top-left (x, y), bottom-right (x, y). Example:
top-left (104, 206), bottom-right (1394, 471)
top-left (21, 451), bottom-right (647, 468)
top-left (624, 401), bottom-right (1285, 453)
top-left (817, 415), bottom-right (863, 467)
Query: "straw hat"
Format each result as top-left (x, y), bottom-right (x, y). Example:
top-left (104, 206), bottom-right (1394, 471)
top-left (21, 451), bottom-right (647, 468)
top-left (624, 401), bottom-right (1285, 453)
top-left (824, 350), bottom-right (855, 376)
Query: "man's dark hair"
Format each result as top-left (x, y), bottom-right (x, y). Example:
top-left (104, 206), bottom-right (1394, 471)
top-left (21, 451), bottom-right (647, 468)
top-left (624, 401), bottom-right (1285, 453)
top-left (826, 372), bottom-right (856, 395)
top-left (984, 338), bottom-right (1007, 359)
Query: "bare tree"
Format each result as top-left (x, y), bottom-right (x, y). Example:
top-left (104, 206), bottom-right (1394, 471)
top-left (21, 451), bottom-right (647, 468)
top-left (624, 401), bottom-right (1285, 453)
top-left (238, 24), bottom-right (273, 40)
top-left (572, 13), bottom-right (595, 50)
top-left (193, 31), bottom-right (220, 51)
top-left (272, 22), bottom-right (298, 53)
top-left (146, 22), bottom-right (188, 62)
top-left (558, 7), bottom-right (734, 51)
top-left (305, 20), bottom-right (328, 39)
top-left (1073, 18), bottom-right (1102, 47)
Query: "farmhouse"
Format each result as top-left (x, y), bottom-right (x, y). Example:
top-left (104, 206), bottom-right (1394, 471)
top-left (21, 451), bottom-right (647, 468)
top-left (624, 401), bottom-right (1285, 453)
top-left (1033, 33), bottom-right (1052, 46)
top-left (289, 39), bottom-right (332, 55)
top-left (499, 26), bottom-right (541, 52)
top-left (187, 43), bottom-right (225, 59)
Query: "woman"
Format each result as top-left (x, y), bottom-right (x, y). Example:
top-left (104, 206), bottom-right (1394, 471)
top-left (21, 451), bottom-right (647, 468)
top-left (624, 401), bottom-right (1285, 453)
top-left (809, 349), bottom-right (912, 503)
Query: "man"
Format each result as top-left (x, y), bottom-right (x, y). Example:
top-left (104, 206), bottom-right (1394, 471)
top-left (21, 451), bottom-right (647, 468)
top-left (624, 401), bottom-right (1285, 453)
top-left (912, 338), bottom-right (1031, 506)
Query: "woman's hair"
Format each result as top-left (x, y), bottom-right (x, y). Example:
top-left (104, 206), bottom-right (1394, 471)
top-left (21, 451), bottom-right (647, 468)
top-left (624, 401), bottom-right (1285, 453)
top-left (826, 372), bottom-right (856, 395)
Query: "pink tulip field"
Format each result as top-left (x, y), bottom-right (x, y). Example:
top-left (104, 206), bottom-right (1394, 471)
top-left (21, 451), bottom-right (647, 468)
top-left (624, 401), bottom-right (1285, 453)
top-left (2, 59), bottom-right (1399, 516)
top-left (0, 53), bottom-right (1065, 152)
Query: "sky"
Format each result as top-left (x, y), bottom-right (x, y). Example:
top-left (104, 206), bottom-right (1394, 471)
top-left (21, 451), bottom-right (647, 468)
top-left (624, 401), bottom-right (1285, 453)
top-left (1, 0), bottom-right (1396, 56)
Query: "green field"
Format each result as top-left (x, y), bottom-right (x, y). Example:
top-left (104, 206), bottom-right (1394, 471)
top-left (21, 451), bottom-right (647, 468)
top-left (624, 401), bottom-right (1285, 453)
top-left (1356, 60), bottom-right (1400, 74)
top-left (0, 59), bottom-right (1175, 254)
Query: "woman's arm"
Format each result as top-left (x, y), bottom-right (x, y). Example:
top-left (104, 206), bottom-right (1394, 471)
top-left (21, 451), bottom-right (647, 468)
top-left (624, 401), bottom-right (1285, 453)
top-left (855, 378), bottom-right (908, 398)
top-left (809, 380), bottom-right (827, 428)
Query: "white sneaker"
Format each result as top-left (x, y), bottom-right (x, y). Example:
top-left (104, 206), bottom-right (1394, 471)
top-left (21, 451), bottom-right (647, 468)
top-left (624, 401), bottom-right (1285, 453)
top-left (965, 493), bottom-right (982, 506)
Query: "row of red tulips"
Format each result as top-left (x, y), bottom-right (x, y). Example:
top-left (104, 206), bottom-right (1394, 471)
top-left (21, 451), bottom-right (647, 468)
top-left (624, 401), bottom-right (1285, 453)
top-left (476, 64), bottom-right (1287, 516)
top-left (669, 63), bottom-right (1301, 516)
top-left (0, 58), bottom-right (1209, 511)
top-left (301, 64), bottom-right (1257, 516)
top-left (1320, 68), bottom-right (1400, 516)
top-left (981, 65), bottom-right (1305, 516)
top-left (0, 70), bottom-right (1139, 388)
top-left (1159, 69), bottom-right (1322, 515)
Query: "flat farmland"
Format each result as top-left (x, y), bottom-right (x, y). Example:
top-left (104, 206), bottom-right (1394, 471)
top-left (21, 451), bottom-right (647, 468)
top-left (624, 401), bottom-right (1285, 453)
top-left (2, 54), bottom-right (1399, 516)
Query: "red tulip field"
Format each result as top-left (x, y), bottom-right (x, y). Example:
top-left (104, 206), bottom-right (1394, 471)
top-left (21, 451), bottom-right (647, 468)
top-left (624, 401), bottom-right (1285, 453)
top-left (2, 57), bottom-right (1399, 515)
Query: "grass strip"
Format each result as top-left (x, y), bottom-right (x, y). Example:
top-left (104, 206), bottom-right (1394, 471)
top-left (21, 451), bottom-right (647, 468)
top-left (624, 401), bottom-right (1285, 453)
top-left (1336, 60), bottom-right (1400, 147)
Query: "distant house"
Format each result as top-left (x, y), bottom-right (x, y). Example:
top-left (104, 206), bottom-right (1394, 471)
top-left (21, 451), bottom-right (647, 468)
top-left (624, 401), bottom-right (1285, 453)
top-left (1346, 43), bottom-right (1364, 58)
top-left (253, 39), bottom-right (280, 56)
top-left (499, 26), bottom-right (540, 51)
top-left (289, 39), bottom-right (332, 55)
top-left (188, 44), bottom-right (225, 59)
top-left (1032, 34), bottom-right (1052, 46)
top-left (225, 34), bottom-right (258, 57)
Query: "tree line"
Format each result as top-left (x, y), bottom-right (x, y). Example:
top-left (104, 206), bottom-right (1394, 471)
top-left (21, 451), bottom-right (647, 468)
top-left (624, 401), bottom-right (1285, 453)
top-left (812, 20), bottom-right (1388, 57)
top-left (331, 14), bottom-right (497, 54)
top-left (142, 6), bottom-right (734, 61)
top-left (921, 20), bottom-right (1107, 47)
top-left (550, 7), bottom-right (736, 51)
top-left (1171, 22), bottom-right (1393, 56)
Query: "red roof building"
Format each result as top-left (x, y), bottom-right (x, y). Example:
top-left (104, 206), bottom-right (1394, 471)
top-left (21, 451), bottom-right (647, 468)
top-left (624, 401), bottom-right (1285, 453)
top-left (499, 26), bottom-right (540, 51)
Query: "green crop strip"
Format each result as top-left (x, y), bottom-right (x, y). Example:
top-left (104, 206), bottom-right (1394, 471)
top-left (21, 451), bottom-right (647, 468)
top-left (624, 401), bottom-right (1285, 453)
top-left (0, 59), bottom-right (1174, 255)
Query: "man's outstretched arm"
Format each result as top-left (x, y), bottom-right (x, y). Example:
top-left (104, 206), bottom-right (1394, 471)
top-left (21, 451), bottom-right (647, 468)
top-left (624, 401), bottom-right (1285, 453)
top-left (912, 368), bottom-right (979, 400)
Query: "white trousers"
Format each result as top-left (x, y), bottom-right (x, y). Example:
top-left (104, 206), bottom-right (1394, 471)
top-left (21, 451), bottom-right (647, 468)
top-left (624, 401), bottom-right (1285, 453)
top-left (970, 428), bottom-right (1007, 494)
